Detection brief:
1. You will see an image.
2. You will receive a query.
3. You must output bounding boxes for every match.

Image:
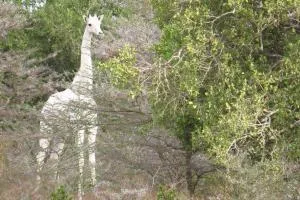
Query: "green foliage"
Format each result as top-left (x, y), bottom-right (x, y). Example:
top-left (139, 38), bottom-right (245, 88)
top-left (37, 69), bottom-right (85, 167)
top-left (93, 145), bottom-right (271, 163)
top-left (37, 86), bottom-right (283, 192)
top-left (97, 45), bottom-right (140, 95)
top-left (150, 0), bottom-right (178, 28)
top-left (2, 0), bottom-right (84, 70)
top-left (154, 23), bottom-right (183, 59)
top-left (50, 185), bottom-right (72, 200)
top-left (2, 0), bottom-right (132, 71)
top-left (101, 0), bottom-right (133, 17)
top-left (150, 0), bottom-right (300, 163)
top-left (157, 185), bottom-right (176, 200)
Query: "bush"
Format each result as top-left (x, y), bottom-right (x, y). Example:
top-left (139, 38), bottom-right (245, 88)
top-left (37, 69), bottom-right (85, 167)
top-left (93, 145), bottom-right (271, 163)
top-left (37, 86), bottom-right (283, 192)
top-left (157, 185), bottom-right (176, 200)
top-left (50, 186), bottom-right (72, 200)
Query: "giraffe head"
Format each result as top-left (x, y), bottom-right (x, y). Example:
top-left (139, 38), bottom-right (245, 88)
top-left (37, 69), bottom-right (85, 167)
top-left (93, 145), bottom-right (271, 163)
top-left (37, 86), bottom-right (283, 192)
top-left (86, 14), bottom-right (104, 35)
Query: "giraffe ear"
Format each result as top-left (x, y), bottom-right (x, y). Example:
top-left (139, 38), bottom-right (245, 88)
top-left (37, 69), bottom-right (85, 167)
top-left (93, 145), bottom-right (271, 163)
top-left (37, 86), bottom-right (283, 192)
top-left (99, 15), bottom-right (104, 22)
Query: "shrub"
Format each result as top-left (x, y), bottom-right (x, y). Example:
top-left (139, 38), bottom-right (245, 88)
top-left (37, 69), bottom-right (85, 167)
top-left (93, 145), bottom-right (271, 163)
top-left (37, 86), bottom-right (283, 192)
top-left (157, 185), bottom-right (176, 200)
top-left (50, 186), bottom-right (72, 200)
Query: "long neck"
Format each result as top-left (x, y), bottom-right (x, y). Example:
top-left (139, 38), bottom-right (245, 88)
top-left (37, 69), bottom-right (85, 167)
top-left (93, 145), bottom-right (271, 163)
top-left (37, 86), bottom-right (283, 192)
top-left (71, 27), bottom-right (93, 95)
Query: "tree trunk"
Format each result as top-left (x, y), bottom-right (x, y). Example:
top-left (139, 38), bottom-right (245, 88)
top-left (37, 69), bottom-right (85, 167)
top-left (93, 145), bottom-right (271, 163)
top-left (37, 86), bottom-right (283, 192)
top-left (185, 150), bottom-right (195, 196)
top-left (183, 121), bottom-right (197, 196)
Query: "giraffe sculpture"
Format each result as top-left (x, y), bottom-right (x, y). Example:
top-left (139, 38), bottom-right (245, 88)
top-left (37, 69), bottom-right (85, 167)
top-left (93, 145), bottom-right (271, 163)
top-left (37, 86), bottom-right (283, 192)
top-left (36, 14), bottom-right (104, 198)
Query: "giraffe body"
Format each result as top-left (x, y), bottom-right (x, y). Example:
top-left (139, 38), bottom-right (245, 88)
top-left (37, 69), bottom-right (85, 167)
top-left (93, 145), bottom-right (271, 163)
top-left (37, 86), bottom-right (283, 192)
top-left (37, 14), bottom-right (104, 200)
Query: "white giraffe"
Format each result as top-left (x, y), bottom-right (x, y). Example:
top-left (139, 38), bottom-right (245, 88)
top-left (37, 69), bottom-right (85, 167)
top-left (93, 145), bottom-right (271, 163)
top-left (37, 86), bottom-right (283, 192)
top-left (36, 14), bottom-right (104, 199)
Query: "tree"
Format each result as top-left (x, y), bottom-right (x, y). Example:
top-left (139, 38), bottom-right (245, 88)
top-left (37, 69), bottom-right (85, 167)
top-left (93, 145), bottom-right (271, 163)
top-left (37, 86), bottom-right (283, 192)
top-left (150, 0), bottom-right (300, 195)
top-left (2, 0), bottom-right (131, 72)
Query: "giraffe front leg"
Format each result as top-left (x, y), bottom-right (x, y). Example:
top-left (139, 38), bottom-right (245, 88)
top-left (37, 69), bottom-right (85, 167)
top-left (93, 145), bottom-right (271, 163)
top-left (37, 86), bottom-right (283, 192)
top-left (88, 126), bottom-right (98, 186)
top-left (77, 129), bottom-right (85, 200)
top-left (37, 120), bottom-right (51, 182)
top-left (50, 140), bottom-right (64, 181)
top-left (37, 138), bottom-right (50, 182)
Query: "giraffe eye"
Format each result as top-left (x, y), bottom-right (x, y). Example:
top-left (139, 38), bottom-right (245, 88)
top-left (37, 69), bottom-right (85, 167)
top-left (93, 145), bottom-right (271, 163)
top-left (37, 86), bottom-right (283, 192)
top-left (88, 23), bottom-right (92, 26)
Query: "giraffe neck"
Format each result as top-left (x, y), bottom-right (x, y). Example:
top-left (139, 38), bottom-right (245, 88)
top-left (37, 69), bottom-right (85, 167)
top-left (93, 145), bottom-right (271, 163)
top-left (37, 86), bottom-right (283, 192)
top-left (71, 27), bottom-right (93, 96)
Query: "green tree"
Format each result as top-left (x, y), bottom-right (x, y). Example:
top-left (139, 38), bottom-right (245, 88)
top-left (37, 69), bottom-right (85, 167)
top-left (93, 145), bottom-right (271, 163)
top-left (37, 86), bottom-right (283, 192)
top-left (2, 0), bottom-right (131, 71)
top-left (97, 45), bottom-right (140, 92)
top-left (150, 0), bottom-right (300, 195)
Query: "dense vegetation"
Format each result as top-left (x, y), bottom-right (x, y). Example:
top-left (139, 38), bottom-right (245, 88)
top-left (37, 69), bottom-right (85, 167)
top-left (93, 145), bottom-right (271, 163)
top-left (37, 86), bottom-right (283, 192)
top-left (150, 0), bottom-right (300, 195)
top-left (1, 0), bottom-right (300, 199)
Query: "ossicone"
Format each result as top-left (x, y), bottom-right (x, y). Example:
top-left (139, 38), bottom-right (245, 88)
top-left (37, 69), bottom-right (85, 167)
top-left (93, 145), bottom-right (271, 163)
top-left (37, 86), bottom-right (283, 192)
top-left (99, 15), bottom-right (104, 22)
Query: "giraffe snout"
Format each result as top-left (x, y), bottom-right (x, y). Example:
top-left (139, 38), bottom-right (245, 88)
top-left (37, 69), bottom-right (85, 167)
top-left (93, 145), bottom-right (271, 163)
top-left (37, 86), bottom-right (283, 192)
top-left (98, 30), bottom-right (104, 36)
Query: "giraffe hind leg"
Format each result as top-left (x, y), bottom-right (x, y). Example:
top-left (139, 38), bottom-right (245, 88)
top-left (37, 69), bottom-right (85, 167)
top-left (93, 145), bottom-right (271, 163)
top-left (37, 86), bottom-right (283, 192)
top-left (88, 126), bottom-right (98, 186)
top-left (77, 129), bottom-right (85, 200)
top-left (50, 138), bottom-right (65, 181)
